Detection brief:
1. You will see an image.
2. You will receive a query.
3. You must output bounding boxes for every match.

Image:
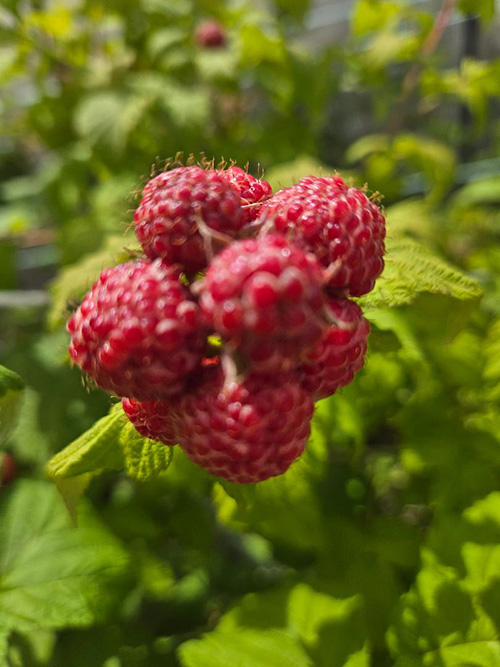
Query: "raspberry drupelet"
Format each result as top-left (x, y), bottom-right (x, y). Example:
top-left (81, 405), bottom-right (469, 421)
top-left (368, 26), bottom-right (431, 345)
top-left (199, 234), bottom-right (327, 372)
top-left (67, 259), bottom-right (206, 401)
top-left (134, 166), bottom-right (245, 274)
top-left (122, 397), bottom-right (178, 446)
top-left (298, 298), bottom-right (370, 401)
top-left (175, 366), bottom-right (314, 483)
top-left (218, 166), bottom-right (272, 223)
top-left (258, 175), bottom-right (385, 297)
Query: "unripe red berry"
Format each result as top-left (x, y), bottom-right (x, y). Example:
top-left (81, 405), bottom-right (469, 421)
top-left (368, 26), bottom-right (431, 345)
top-left (0, 452), bottom-right (16, 487)
top-left (195, 20), bottom-right (227, 49)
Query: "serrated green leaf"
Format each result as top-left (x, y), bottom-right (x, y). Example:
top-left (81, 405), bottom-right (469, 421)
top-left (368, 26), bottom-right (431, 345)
top-left (462, 543), bottom-right (500, 593)
top-left (345, 134), bottom-right (391, 164)
top-left (178, 627), bottom-right (311, 667)
top-left (384, 199), bottom-right (436, 240)
top-left (147, 26), bottom-right (186, 59)
top-left (464, 492), bottom-right (500, 529)
top-left (47, 408), bottom-right (125, 480)
top-left (0, 480), bottom-right (128, 636)
top-left (388, 542), bottom-right (500, 666)
top-left (424, 641), bottom-right (500, 666)
top-left (0, 365), bottom-right (24, 398)
top-left (352, 0), bottom-right (400, 37)
top-left (239, 24), bottom-right (286, 67)
top-left (119, 421), bottom-right (173, 482)
top-left (48, 234), bottom-right (136, 330)
top-left (360, 238), bottom-right (482, 309)
top-left (0, 624), bottom-right (8, 664)
top-left (46, 407), bottom-right (126, 518)
top-left (451, 177), bottom-right (500, 209)
top-left (0, 365), bottom-right (24, 447)
top-left (159, 81), bottom-right (210, 128)
top-left (459, 0), bottom-right (495, 23)
top-left (288, 585), bottom-right (361, 647)
top-left (394, 134), bottom-right (456, 203)
top-left (287, 584), bottom-right (368, 666)
top-left (74, 92), bottom-right (127, 146)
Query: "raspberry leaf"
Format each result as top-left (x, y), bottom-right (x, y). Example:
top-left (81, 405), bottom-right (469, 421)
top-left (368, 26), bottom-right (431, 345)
top-left (47, 404), bottom-right (175, 517)
top-left (119, 421), bottom-right (173, 482)
top-left (178, 627), bottom-right (311, 667)
top-left (46, 406), bottom-right (126, 520)
top-left (48, 234), bottom-right (137, 330)
top-left (287, 585), bottom-right (368, 665)
top-left (0, 365), bottom-right (25, 447)
top-left (360, 238), bottom-right (482, 309)
top-left (0, 480), bottom-right (128, 650)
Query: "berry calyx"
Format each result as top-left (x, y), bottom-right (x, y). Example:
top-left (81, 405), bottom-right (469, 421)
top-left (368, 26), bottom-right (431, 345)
top-left (199, 234), bottom-right (327, 371)
top-left (175, 367), bottom-right (314, 483)
top-left (123, 398), bottom-right (178, 446)
top-left (67, 259), bottom-right (206, 400)
top-left (258, 175), bottom-right (385, 297)
top-left (298, 298), bottom-right (369, 401)
top-left (134, 166), bottom-right (245, 274)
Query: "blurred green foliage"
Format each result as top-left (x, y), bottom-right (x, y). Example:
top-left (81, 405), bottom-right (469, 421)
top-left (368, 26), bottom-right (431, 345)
top-left (1, 0), bottom-right (500, 665)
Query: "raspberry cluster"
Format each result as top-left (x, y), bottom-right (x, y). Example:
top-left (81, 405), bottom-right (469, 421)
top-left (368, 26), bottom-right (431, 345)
top-left (68, 164), bottom-right (385, 483)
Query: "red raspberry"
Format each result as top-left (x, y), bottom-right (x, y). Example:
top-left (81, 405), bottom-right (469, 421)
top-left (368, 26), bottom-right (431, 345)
top-left (299, 299), bottom-right (369, 401)
top-left (258, 176), bottom-right (385, 297)
top-left (199, 234), bottom-right (327, 372)
top-left (195, 19), bottom-right (227, 49)
top-left (0, 452), bottom-right (16, 487)
top-left (175, 367), bottom-right (314, 483)
top-left (134, 166), bottom-right (245, 274)
top-left (67, 259), bottom-right (206, 400)
top-left (123, 398), bottom-right (178, 446)
top-left (218, 166), bottom-right (272, 223)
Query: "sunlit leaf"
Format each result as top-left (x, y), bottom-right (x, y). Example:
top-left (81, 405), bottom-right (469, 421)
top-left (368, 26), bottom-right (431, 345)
top-left (360, 238), bottom-right (482, 309)
top-left (0, 481), bottom-right (128, 636)
top-left (178, 627), bottom-right (311, 667)
top-left (120, 421), bottom-right (173, 482)
top-left (48, 234), bottom-right (136, 330)
top-left (0, 365), bottom-right (24, 447)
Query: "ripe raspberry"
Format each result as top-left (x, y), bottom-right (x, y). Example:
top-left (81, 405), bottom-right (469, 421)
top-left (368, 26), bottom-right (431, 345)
top-left (218, 166), bottom-right (272, 223)
top-left (67, 259), bottom-right (206, 400)
top-left (175, 367), bottom-right (314, 483)
top-left (258, 175), bottom-right (385, 297)
top-left (0, 452), bottom-right (16, 487)
top-left (199, 234), bottom-right (327, 372)
top-left (123, 398), bottom-right (178, 446)
top-left (299, 299), bottom-right (369, 401)
top-left (195, 19), bottom-right (227, 49)
top-left (134, 166), bottom-right (245, 274)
